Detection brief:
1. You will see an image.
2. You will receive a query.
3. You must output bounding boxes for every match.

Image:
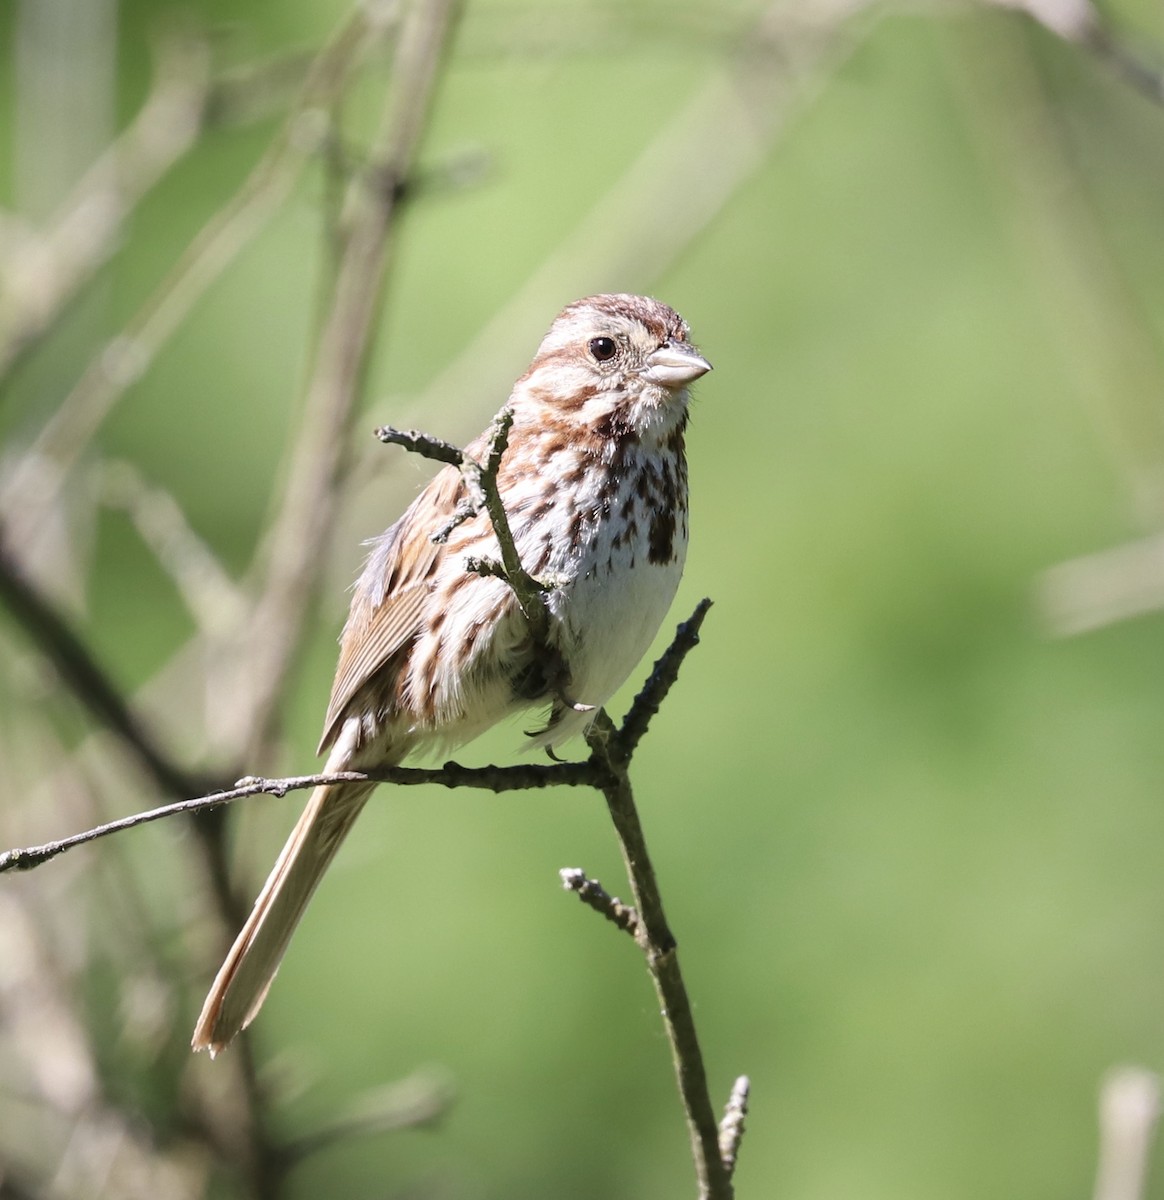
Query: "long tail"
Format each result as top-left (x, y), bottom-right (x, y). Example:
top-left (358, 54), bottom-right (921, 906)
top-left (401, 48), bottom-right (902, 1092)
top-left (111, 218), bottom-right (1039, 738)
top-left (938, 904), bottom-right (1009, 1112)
top-left (192, 730), bottom-right (378, 1056)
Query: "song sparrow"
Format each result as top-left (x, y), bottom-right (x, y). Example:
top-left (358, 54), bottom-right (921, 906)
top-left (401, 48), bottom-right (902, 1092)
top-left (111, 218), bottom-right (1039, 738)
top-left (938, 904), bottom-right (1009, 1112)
top-left (192, 293), bottom-right (711, 1055)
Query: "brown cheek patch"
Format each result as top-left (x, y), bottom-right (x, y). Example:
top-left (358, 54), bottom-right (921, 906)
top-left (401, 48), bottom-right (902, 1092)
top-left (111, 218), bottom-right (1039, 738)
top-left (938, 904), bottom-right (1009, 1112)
top-left (526, 377), bottom-right (601, 415)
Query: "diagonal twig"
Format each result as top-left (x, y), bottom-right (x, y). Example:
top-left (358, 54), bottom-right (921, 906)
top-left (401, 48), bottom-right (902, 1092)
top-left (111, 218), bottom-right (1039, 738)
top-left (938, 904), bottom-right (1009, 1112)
top-left (559, 868), bottom-right (642, 940)
top-left (0, 29), bottom-right (212, 384)
top-left (0, 528), bottom-right (211, 800)
top-left (377, 408), bottom-right (554, 643)
top-left (617, 597), bottom-right (713, 761)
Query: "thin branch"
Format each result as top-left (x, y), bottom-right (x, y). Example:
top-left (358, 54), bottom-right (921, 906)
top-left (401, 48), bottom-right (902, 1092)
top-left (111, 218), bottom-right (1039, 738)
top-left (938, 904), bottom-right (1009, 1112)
top-left (243, 0), bottom-right (463, 761)
top-left (0, 762), bottom-right (593, 874)
top-left (617, 597), bottom-right (713, 761)
top-left (559, 868), bottom-right (641, 940)
top-left (0, 529), bottom-right (211, 800)
top-left (471, 409), bottom-right (554, 646)
top-left (585, 718), bottom-right (732, 1200)
top-left (0, 599), bottom-right (715, 876)
top-left (374, 423), bottom-right (466, 466)
top-left (376, 409), bottom-right (590, 724)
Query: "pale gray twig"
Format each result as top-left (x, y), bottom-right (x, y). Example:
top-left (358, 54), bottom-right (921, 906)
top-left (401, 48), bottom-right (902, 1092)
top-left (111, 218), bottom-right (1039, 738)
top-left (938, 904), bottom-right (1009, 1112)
top-left (718, 1075), bottom-right (750, 1177)
top-left (1038, 533), bottom-right (1164, 636)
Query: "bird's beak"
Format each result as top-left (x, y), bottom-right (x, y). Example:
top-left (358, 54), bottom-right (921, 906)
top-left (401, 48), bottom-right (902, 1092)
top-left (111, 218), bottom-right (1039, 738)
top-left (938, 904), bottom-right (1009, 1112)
top-left (640, 341), bottom-right (713, 388)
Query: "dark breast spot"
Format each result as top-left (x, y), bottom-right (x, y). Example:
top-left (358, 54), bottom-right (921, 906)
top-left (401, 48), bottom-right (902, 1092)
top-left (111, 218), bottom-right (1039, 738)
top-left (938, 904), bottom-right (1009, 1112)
top-left (648, 508), bottom-right (677, 565)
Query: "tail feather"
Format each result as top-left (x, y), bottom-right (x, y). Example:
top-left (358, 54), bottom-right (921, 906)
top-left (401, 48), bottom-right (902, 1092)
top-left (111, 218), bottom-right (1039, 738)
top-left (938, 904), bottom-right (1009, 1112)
top-left (192, 730), bottom-right (381, 1055)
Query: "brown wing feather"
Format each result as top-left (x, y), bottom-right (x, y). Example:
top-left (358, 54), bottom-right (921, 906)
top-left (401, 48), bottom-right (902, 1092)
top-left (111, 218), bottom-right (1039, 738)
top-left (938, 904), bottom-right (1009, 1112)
top-left (317, 465), bottom-right (464, 753)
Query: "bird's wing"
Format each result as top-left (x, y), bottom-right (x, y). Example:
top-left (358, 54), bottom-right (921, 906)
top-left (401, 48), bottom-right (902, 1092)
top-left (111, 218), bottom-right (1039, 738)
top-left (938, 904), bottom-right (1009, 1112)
top-left (317, 465), bottom-right (464, 754)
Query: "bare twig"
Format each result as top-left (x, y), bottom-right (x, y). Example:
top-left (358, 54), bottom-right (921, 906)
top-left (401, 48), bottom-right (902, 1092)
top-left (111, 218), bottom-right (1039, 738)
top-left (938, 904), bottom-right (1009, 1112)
top-left (377, 408), bottom-right (554, 642)
top-left (0, 762), bottom-right (593, 874)
top-left (718, 1075), bottom-right (751, 1178)
top-left (585, 708), bottom-right (733, 1200)
top-left (617, 597), bottom-right (713, 760)
top-left (374, 423), bottom-right (466, 466)
top-left (243, 0), bottom-right (463, 761)
top-left (559, 868), bottom-right (641, 939)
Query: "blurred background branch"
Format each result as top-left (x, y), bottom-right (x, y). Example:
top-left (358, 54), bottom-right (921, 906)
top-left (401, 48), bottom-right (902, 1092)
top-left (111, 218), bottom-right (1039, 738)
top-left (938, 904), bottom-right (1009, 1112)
top-left (0, 25), bottom-right (212, 383)
top-left (1093, 1068), bottom-right (1161, 1200)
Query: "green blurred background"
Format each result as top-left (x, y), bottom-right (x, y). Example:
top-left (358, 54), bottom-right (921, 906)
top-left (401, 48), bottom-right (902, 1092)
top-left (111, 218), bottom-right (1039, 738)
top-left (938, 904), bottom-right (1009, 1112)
top-left (4, 0), bottom-right (1164, 1196)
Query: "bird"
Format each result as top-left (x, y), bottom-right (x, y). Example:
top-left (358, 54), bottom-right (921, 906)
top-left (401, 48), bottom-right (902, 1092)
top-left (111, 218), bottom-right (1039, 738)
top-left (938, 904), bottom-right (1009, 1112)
top-left (192, 293), bottom-right (711, 1055)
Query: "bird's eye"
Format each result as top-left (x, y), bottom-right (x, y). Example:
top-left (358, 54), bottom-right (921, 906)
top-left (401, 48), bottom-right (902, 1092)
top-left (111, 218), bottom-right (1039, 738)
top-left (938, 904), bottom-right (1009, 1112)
top-left (589, 336), bottom-right (617, 362)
